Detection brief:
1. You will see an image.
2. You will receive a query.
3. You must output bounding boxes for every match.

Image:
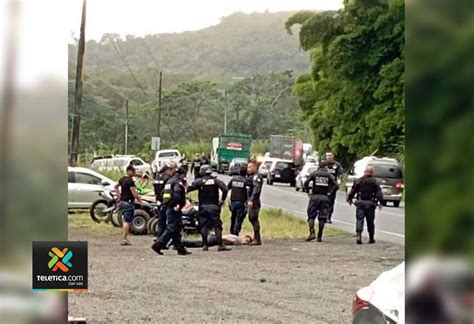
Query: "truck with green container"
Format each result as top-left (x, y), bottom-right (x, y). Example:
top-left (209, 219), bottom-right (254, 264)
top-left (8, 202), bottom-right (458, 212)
top-left (216, 134), bottom-right (252, 173)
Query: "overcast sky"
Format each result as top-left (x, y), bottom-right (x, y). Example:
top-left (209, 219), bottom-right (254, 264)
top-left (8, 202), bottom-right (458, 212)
top-left (68, 0), bottom-right (344, 41)
top-left (0, 0), bottom-right (343, 86)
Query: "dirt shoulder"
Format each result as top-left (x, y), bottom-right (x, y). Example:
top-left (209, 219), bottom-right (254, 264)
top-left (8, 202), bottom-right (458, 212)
top-left (68, 228), bottom-right (404, 323)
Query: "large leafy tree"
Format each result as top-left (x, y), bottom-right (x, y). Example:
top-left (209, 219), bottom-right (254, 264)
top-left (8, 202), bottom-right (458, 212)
top-left (286, 0), bottom-right (404, 166)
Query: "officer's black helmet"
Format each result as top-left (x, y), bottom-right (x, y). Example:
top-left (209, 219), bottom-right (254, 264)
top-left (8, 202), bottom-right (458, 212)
top-left (199, 165), bottom-right (213, 175)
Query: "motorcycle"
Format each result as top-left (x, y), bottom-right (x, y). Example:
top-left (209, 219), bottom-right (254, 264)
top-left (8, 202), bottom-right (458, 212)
top-left (91, 189), bottom-right (156, 236)
top-left (148, 198), bottom-right (199, 236)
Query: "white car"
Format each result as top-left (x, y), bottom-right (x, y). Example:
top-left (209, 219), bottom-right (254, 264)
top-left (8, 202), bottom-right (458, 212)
top-left (352, 262), bottom-right (405, 323)
top-left (90, 155), bottom-right (151, 175)
top-left (68, 167), bottom-right (115, 209)
top-left (295, 163), bottom-right (318, 192)
top-left (258, 157), bottom-right (276, 178)
top-left (151, 149), bottom-right (181, 176)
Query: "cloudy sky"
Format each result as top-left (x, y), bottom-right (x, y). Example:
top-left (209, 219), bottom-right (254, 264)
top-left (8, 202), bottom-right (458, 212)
top-left (1, 0), bottom-right (343, 86)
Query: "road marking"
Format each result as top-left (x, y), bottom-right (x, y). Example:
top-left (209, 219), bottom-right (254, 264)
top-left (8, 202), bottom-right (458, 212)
top-left (261, 203), bottom-right (405, 238)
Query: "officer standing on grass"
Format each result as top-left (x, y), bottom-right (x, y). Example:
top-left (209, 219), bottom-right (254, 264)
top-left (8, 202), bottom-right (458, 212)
top-left (187, 165), bottom-right (231, 251)
top-left (246, 161), bottom-right (263, 245)
top-left (180, 154), bottom-right (189, 174)
top-left (324, 152), bottom-right (343, 223)
top-left (303, 162), bottom-right (338, 242)
top-left (227, 164), bottom-right (249, 236)
top-left (190, 154), bottom-right (202, 179)
top-left (346, 165), bottom-right (383, 244)
top-left (151, 162), bottom-right (191, 255)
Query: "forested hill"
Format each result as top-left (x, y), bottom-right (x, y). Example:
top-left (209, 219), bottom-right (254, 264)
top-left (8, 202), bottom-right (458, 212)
top-left (68, 11), bottom-right (310, 82)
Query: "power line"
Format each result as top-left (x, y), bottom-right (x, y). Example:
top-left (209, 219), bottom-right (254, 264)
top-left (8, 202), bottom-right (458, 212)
top-left (141, 38), bottom-right (161, 71)
top-left (106, 34), bottom-right (149, 97)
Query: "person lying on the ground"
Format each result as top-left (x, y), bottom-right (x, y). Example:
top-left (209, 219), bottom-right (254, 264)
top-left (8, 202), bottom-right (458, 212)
top-left (182, 234), bottom-right (253, 248)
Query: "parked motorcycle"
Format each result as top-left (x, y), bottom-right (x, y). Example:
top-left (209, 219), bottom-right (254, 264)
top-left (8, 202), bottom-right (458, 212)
top-left (90, 190), bottom-right (116, 223)
top-left (148, 198), bottom-right (199, 236)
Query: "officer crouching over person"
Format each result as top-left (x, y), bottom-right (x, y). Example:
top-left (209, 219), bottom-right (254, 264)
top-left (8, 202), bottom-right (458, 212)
top-left (151, 161), bottom-right (191, 255)
top-left (187, 165), bottom-right (230, 251)
top-left (303, 162), bottom-right (338, 242)
top-left (346, 165), bottom-right (383, 244)
top-left (227, 164), bottom-right (249, 236)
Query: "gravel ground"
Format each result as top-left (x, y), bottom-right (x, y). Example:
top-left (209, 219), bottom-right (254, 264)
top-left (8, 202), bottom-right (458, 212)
top-left (68, 229), bottom-right (404, 323)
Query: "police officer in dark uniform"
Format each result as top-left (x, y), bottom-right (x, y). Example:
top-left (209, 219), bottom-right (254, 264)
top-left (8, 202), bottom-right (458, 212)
top-left (324, 152), bottom-right (343, 223)
top-left (227, 164), bottom-right (249, 236)
top-left (304, 162), bottom-right (338, 242)
top-left (346, 165), bottom-right (383, 244)
top-left (200, 153), bottom-right (210, 166)
top-left (246, 161), bottom-right (263, 245)
top-left (187, 165), bottom-right (230, 251)
top-left (152, 165), bottom-right (171, 242)
top-left (180, 154), bottom-right (189, 173)
top-left (151, 162), bottom-right (191, 255)
top-left (190, 154), bottom-right (202, 179)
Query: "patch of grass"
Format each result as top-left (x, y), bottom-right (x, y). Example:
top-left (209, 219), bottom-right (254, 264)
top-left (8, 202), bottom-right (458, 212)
top-left (68, 212), bottom-right (119, 236)
top-left (68, 207), bottom-right (352, 240)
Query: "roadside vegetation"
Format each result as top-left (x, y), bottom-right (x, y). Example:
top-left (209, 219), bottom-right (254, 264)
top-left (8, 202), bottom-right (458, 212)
top-left (69, 207), bottom-right (351, 239)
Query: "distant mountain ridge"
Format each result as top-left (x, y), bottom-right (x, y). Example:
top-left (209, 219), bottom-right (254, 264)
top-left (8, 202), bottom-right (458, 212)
top-left (69, 11), bottom-right (313, 81)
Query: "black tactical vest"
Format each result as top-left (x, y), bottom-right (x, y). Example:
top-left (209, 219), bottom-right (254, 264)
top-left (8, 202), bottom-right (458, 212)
top-left (230, 175), bottom-right (247, 202)
top-left (311, 171), bottom-right (331, 195)
top-left (198, 177), bottom-right (220, 205)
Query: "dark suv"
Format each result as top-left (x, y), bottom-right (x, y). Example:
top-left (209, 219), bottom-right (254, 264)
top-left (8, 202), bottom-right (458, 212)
top-left (267, 160), bottom-right (297, 187)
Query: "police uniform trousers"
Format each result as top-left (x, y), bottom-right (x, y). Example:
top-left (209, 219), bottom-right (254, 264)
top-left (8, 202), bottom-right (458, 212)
top-left (355, 200), bottom-right (376, 237)
top-left (198, 204), bottom-right (223, 246)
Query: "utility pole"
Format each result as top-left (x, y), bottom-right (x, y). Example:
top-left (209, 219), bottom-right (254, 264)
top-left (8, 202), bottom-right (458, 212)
top-left (124, 99), bottom-right (129, 154)
top-left (69, 0), bottom-right (86, 166)
top-left (157, 71), bottom-right (162, 137)
top-left (224, 89), bottom-right (227, 134)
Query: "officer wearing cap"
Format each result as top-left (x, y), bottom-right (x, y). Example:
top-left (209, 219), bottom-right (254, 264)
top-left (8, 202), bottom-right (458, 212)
top-left (187, 165), bottom-right (230, 251)
top-left (190, 154), bottom-right (202, 179)
top-left (227, 164), bottom-right (249, 236)
top-left (347, 165), bottom-right (383, 244)
top-left (151, 161), bottom-right (191, 255)
top-left (303, 162), bottom-right (338, 242)
top-left (324, 152), bottom-right (343, 223)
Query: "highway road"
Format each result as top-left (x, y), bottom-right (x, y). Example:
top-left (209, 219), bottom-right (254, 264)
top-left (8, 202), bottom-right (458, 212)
top-left (216, 174), bottom-right (405, 245)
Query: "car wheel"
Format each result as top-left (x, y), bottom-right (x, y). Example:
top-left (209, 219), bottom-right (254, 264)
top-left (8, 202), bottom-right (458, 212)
top-left (130, 209), bottom-right (150, 235)
top-left (393, 201), bottom-right (400, 208)
top-left (89, 199), bottom-right (109, 223)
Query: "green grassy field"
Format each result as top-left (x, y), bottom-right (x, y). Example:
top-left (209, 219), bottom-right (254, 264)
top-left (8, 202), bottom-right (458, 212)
top-left (69, 207), bottom-right (351, 239)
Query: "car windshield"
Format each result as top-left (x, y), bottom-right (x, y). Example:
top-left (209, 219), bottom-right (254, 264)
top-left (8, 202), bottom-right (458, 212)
top-left (371, 164), bottom-right (403, 179)
top-left (158, 152), bottom-right (178, 158)
top-left (275, 162), bottom-right (292, 169)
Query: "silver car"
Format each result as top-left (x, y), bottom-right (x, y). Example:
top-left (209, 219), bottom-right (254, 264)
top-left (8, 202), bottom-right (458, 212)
top-left (68, 167), bottom-right (115, 209)
top-left (295, 163), bottom-right (318, 192)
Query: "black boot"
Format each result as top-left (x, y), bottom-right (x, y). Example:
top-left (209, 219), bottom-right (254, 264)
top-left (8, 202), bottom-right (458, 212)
top-left (151, 241), bottom-right (164, 255)
top-left (356, 233), bottom-right (362, 245)
top-left (202, 245), bottom-right (209, 251)
top-left (250, 230), bottom-right (262, 245)
top-left (317, 221), bottom-right (325, 242)
top-left (177, 246), bottom-right (192, 255)
top-left (306, 227), bottom-right (316, 241)
top-left (369, 233), bottom-right (375, 244)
